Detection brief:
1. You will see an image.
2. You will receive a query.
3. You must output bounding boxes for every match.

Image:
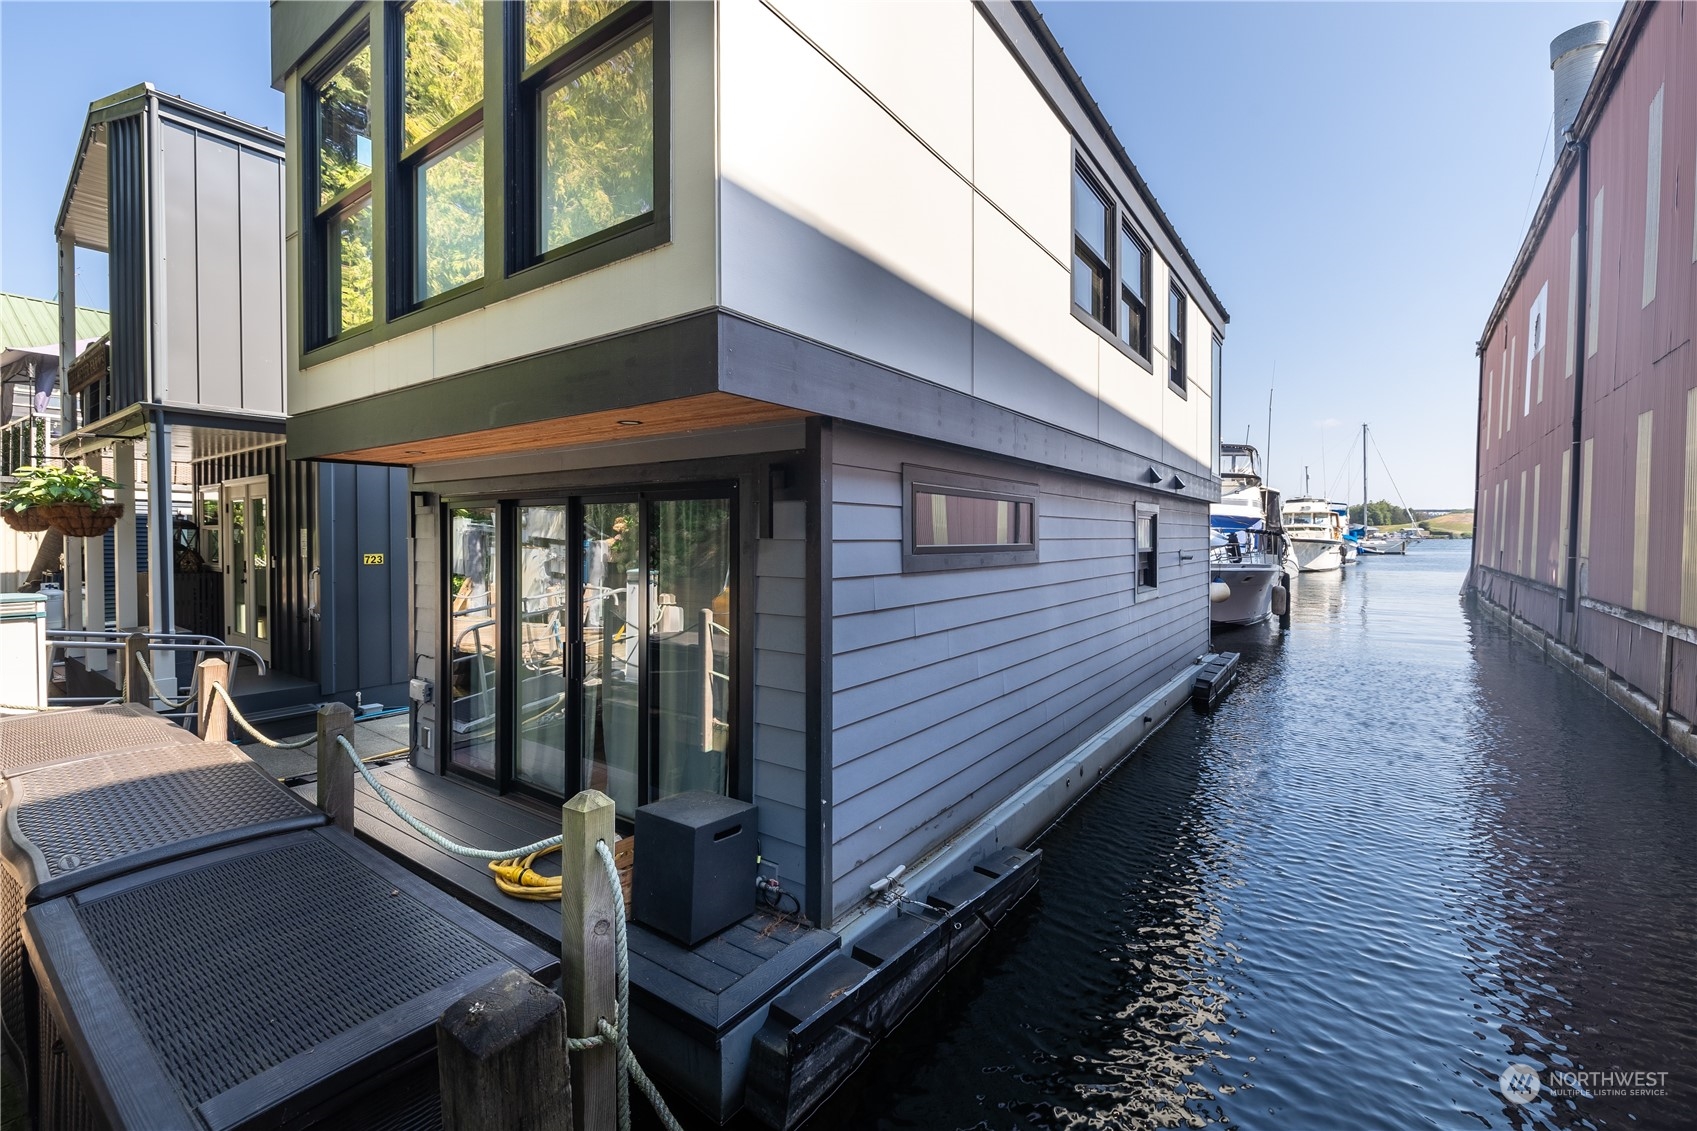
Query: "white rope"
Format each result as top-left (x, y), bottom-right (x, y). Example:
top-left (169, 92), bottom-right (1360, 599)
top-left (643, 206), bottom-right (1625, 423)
top-left (134, 658), bottom-right (197, 709)
top-left (210, 682), bottom-right (317, 749)
top-left (334, 735), bottom-right (562, 860)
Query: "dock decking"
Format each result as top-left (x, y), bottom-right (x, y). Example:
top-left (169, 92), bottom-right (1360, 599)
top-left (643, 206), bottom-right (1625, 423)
top-left (302, 762), bottom-right (840, 1120)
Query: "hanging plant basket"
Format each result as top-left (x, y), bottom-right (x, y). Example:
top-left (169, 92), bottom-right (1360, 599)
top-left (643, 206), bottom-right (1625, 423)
top-left (41, 503), bottom-right (124, 538)
top-left (1, 508), bottom-right (51, 533)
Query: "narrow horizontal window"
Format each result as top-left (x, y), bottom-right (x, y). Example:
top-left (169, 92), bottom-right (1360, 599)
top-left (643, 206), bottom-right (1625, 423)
top-left (526, 0), bottom-right (630, 66)
top-left (912, 491), bottom-right (1034, 551)
top-left (902, 465), bottom-right (1039, 572)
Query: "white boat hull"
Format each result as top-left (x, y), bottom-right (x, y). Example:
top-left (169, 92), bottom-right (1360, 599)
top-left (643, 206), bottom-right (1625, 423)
top-left (1290, 538), bottom-right (1343, 573)
top-left (1209, 563), bottom-right (1282, 625)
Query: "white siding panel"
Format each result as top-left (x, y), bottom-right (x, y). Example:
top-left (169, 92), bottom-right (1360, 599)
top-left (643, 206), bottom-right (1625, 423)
top-left (766, 0), bottom-right (973, 174)
top-left (720, 0), bottom-right (974, 392)
top-left (971, 203), bottom-right (1099, 435)
top-left (160, 121), bottom-right (200, 405)
top-left (1098, 337), bottom-right (1162, 456)
top-left (971, 9), bottom-right (1070, 263)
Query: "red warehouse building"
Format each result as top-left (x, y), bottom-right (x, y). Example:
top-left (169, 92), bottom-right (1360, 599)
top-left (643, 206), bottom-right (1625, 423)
top-left (1471, 1), bottom-right (1697, 759)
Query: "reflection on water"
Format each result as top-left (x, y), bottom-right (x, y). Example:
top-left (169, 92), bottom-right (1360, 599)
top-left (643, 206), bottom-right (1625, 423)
top-left (811, 542), bottom-right (1697, 1130)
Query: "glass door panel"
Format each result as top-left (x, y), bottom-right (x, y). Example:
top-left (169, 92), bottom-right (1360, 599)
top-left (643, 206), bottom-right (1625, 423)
top-left (250, 496), bottom-right (269, 642)
top-left (230, 499), bottom-right (248, 636)
top-left (449, 507), bottom-right (499, 775)
top-left (516, 504), bottom-right (571, 794)
top-left (580, 501), bottom-right (640, 812)
top-left (651, 497), bottom-right (733, 799)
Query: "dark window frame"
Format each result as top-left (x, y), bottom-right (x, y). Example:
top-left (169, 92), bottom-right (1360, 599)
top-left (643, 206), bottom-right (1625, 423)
top-left (299, 2), bottom-right (673, 371)
top-left (1071, 164), bottom-right (1112, 329)
top-left (1135, 504), bottom-right (1159, 592)
top-left (391, 0), bottom-right (490, 317)
top-left (1168, 283), bottom-right (1188, 398)
top-left (438, 475), bottom-right (747, 828)
top-left (901, 464), bottom-right (1040, 573)
top-left (1118, 223), bottom-right (1150, 357)
top-left (506, 1), bottom-right (668, 277)
top-left (303, 23), bottom-right (376, 350)
top-left (1069, 149), bottom-right (1155, 373)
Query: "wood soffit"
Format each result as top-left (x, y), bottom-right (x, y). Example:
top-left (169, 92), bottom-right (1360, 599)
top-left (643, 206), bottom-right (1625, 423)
top-left (330, 393), bottom-right (808, 466)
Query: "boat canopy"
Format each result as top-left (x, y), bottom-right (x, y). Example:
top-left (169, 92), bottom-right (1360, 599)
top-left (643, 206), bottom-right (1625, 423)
top-left (1210, 513), bottom-right (1266, 533)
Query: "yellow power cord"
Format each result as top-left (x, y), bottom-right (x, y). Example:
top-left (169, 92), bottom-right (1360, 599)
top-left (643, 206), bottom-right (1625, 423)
top-left (489, 845), bottom-right (564, 900)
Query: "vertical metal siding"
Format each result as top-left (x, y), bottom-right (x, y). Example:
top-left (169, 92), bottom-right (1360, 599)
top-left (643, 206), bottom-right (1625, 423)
top-left (238, 150), bottom-right (285, 415)
top-left (160, 121), bottom-right (200, 405)
top-left (193, 134), bottom-right (244, 409)
top-left (107, 115), bottom-right (147, 414)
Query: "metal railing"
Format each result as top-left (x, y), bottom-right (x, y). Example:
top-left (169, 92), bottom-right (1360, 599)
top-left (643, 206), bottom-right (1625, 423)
top-left (45, 628), bottom-right (267, 720)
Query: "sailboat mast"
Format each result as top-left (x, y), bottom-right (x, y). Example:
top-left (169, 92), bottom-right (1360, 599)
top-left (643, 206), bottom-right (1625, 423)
top-left (1362, 423), bottom-right (1369, 528)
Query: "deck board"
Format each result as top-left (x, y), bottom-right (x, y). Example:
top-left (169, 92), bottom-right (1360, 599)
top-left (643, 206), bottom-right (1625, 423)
top-left (297, 763), bottom-right (839, 1041)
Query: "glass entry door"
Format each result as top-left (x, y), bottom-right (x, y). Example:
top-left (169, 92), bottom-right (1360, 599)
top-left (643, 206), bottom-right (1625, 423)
top-left (222, 476), bottom-right (271, 663)
top-left (488, 491), bottom-right (735, 818)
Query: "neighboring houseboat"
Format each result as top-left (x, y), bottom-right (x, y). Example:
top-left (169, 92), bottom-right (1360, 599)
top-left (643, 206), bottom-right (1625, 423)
top-left (1281, 496), bottom-right (1345, 572)
top-left (1470, 3), bottom-right (1697, 763)
top-left (271, 0), bottom-right (1227, 1121)
top-left (49, 84), bottom-right (408, 720)
top-left (1210, 443), bottom-right (1289, 626)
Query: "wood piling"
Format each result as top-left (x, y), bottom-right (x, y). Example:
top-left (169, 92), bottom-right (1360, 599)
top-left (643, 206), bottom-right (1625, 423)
top-left (437, 968), bottom-right (573, 1131)
top-left (195, 657), bottom-right (228, 742)
top-left (561, 789), bottom-right (617, 1131)
top-left (315, 702), bottom-right (357, 831)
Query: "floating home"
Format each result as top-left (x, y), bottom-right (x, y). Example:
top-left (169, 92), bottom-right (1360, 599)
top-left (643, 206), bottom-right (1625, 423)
top-left (271, 0), bottom-right (1228, 1121)
top-left (48, 85), bottom-right (408, 719)
top-left (1470, 2), bottom-right (1697, 762)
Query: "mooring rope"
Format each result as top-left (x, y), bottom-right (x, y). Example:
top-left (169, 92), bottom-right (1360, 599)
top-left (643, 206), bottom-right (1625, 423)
top-left (134, 659), bottom-right (198, 709)
top-left (334, 734), bottom-right (563, 860)
top-left (327, 734), bottom-right (680, 1131)
top-left (210, 682), bottom-right (317, 749)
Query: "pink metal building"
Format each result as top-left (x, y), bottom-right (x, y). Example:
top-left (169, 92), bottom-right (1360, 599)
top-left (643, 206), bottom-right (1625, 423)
top-left (1471, 1), bottom-right (1697, 759)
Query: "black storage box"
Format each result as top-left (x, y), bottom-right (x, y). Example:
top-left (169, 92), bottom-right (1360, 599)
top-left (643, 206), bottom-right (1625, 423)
top-left (0, 740), bottom-right (323, 1092)
top-left (634, 791), bottom-right (757, 946)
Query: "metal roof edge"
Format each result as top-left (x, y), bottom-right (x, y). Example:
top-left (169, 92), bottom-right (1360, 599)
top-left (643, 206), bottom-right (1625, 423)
top-left (1002, 0), bottom-right (1230, 325)
top-left (1477, 0), bottom-right (1646, 351)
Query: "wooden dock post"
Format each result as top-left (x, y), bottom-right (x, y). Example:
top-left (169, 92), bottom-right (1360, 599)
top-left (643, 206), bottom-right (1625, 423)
top-left (195, 657), bottom-right (228, 742)
top-left (437, 968), bottom-right (573, 1131)
top-left (562, 789), bottom-right (617, 1131)
top-left (315, 702), bottom-right (357, 831)
top-left (124, 631), bottom-right (148, 705)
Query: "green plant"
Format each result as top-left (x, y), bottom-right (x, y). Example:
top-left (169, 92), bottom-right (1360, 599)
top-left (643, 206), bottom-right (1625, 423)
top-left (1, 463), bottom-right (120, 513)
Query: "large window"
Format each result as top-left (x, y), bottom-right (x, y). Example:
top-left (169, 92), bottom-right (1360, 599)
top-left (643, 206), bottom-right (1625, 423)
top-left (445, 490), bottom-right (737, 820)
top-left (902, 465), bottom-right (1039, 572)
top-left (1118, 225), bottom-right (1149, 356)
top-left (513, 1), bottom-right (658, 268)
top-left (400, 0), bottom-right (486, 305)
top-left (1169, 284), bottom-right (1188, 394)
top-left (1072, 160), bottom-right (1155, 366)
top-left (312, 37), bottom-right (374, 339)
top-left (1071, 167), bottom-right (1111, 327)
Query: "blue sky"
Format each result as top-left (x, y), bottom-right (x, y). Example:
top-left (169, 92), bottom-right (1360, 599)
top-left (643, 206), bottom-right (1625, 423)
top-left (0, 1), bottom-right (1615, 506)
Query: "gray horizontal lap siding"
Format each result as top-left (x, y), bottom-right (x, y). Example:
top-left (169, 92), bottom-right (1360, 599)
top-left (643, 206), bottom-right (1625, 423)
top-left (827, 427), bottom-right (1208, 921)
top-left (753, 499), bottom-right (811, 908)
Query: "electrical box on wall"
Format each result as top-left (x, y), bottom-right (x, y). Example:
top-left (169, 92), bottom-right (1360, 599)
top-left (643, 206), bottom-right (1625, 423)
top-left (409, 678), bottom-right (433, 705)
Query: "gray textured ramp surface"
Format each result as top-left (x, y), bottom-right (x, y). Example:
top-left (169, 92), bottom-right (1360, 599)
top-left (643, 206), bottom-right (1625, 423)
top-left (25, 827), bottom-right (557, 1131)
top-left (0, 705), bottom-right (197, 772)
top-left (4, 741), bottom-right (324, 902)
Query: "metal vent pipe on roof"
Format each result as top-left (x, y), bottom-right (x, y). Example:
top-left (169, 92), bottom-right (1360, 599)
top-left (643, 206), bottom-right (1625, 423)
top-left (1551, 21), bottom-right (1610, 141)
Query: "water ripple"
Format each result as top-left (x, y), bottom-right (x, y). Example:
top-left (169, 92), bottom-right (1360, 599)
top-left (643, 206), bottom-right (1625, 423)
top-left (803, 544), bottom-right (1697, 1131)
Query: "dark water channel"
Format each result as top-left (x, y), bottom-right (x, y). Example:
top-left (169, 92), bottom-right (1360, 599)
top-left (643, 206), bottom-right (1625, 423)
top-left (813, 541), bottom-right (1697, 1130)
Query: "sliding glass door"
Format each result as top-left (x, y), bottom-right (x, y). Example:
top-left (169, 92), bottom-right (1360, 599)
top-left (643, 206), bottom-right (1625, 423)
top-left (448, 488), bottom-right (737, 820)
